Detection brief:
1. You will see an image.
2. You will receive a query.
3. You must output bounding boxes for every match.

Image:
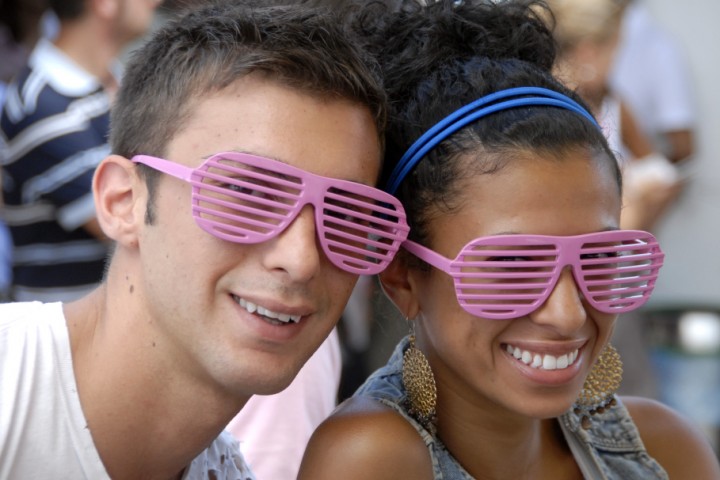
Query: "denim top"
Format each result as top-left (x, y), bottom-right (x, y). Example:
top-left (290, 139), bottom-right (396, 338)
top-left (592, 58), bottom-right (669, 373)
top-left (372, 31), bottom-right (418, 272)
top-left (354, 336), bottom-right (668, 479)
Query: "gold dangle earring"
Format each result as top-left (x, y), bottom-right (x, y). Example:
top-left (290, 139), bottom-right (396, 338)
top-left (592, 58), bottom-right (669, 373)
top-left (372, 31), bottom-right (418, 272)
top-left (574, 344), bottom-right (623, 429)
top-left (402, 318), bottom-right (437, 433)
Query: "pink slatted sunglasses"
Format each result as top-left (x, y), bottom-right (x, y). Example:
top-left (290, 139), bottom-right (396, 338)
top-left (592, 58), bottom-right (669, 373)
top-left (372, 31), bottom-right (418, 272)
top-left (132, 152), bottom-right (409, 275)
top-left (403, 230), bottom-right (664, 319)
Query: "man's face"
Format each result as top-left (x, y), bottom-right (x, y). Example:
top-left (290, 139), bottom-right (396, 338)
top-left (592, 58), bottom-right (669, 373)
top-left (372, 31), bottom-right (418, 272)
top-left (137, 74), bottom-right (381, 397)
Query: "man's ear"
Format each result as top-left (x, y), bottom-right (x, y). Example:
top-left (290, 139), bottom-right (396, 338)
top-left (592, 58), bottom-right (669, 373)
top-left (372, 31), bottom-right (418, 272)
top-left (93, 155), bottom-right (145, 247)
top-left (378, 253), bottom-right (421, 320)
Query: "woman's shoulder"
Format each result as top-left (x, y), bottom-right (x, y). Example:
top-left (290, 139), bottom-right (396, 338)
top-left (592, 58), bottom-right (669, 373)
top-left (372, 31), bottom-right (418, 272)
top-left (621, 395), bottom-right (720, 478)
top-left (298, 396), bottom-right (433, 480)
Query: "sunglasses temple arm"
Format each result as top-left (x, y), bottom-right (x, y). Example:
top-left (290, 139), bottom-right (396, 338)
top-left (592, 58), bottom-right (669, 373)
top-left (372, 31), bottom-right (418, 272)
top-left (131, 155), bottom-right (195, 182)
top-left (401, 240), bottom-right (455, 273)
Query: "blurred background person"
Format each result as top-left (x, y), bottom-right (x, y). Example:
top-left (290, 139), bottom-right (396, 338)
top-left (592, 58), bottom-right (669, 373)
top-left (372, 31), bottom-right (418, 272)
top-left (0, 0), bottom-right (54, 302)
top-left (611, 0), bottom-right (696, 165)
top-left (0, 0), bottom-right (50, 100)
top-left (549, 0), bottom-right (682, 235)
top-left (1, 0), bottom-right (161, 302)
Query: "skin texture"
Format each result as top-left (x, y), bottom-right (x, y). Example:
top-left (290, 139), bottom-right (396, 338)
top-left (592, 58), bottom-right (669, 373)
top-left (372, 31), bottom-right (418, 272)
top-left (625, 396), bottom-right (720, 479)
top-left (301, 146), bottom-right (720, 479)
top-left (63, 74), bottom-right (381, 480)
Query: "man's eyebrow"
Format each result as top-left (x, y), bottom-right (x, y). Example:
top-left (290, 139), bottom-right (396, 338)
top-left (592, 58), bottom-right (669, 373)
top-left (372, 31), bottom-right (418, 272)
top-left (204, 150), bottom-right (377, 187)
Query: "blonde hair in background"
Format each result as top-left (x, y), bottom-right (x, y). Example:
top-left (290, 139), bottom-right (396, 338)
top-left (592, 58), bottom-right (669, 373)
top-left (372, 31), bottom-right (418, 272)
top-left (546, 0), bottom-right (623, 51)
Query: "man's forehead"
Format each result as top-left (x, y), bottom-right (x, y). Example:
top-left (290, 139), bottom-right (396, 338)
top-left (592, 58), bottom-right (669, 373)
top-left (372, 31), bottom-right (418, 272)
top-left (163, 77), bottom-right (381, 186)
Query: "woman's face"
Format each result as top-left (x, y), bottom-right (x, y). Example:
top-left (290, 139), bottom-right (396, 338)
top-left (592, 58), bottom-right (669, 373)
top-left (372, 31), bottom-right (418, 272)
top-left (408, 147), bottom-right (622, 421)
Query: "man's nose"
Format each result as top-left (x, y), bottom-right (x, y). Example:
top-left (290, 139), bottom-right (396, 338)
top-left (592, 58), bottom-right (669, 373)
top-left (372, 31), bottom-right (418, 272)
top-left (262, 205), bottom-right (322, 282)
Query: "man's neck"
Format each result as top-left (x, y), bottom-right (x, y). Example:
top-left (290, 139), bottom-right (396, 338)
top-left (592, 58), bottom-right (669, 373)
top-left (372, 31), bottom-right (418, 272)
top-left (64, 286), bottom-right (250, 479)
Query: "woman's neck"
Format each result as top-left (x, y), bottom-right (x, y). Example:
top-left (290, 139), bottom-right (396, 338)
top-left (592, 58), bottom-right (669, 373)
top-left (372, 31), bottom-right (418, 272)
top-left (434, 396), bottom-right (582, 479)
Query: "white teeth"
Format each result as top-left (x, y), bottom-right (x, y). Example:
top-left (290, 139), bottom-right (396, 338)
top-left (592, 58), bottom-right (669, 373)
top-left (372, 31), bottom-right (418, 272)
top-left (245, 301), bottom-right (257, 314)
top-left (505, 344), bottom-right (580, 371)
top-left (557, 354), bottom-right (569, 369)
top-left (532, 354), bottom-right (542, 368)
top-left (235, 297), bottom-right (301, 324)
top-left (543, 355), bottom-right (557, 370)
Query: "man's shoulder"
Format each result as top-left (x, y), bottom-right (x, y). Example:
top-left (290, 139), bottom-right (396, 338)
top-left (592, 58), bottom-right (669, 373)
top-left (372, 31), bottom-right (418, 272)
top-left (0, 301), bottom-right (63, 334)
top-left (183, 431), bottom-right (255, 480)
top-left (0, 300), bottom-right (55, 319)
top-left (0, 300), bottom-right (107, 480)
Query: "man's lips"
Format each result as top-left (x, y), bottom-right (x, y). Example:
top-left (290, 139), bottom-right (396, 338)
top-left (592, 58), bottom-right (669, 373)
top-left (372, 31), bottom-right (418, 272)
top-left (232, 294), bottom-right (303, 324)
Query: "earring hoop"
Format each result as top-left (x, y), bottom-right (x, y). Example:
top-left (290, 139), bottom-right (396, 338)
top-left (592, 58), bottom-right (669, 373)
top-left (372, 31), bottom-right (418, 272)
top-left (402, 319), bottom-right (437, 432)
top-left (574, 344), bottom-right (623, 429)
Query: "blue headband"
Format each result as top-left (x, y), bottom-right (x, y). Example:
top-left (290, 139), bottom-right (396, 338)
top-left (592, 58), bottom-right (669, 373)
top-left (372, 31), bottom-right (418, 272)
top-left (385, 86), bottom-right (599, 194)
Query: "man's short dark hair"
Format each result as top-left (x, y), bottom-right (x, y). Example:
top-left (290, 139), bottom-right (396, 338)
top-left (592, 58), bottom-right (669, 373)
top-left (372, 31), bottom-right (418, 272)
top-left (110, 2), bottom-right (386, 225)
top-left (111, 2), bottom-right (386, 160)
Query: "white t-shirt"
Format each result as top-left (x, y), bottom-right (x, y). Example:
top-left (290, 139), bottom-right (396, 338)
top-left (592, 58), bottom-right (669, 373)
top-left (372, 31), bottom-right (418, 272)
top-left (0, 301), bottom-right (255, 480)
top-left (610, 2), bottom-right (696, 154)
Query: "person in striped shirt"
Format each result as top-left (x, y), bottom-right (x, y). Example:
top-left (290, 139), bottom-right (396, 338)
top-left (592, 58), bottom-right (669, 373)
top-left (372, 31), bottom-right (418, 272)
top-left (0, 0), bottom-right (159, 302)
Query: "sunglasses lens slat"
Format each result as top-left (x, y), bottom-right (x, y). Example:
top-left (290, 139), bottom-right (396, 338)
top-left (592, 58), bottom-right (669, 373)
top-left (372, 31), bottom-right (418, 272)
top-left (450, 241), bottom-right (558, 319)
top-left (318, 187), bottom-right (408, 274)
top-left (459, 291), bottom-right (549, 300)
top-left (324, 229), bottom-right (397, 253)
top-left (323, 236), bottom-right (391, 260)
top-left (578, 232), bottom-right (663, 313)
top-left (194, 193), bottom-right (293, 221)
top-left (199, 172), bottom-right (301, 201)
top-left (193, 188), bottom-right (297, 242)
top-left (206, 156), bottom-right (304, 187)
top-left (453, 270), bottom-right (556, 279)
top-left (321, 226), bottom-right (405, 274)
top-left (194, 215), bottom-right (281, 239)
top-left (458, 281), bottom-right (552, 296)
top-left (325, 188), bottom-right (403, 215)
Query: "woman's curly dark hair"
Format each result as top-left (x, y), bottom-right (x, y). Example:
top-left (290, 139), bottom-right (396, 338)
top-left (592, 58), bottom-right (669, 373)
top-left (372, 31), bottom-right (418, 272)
top-left (342, 0), bottom-right (620, 246)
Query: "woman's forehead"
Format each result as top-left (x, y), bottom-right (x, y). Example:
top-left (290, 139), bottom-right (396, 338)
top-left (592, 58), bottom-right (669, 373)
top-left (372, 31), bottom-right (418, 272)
top-left (426, 148), bottom-right (621, 248)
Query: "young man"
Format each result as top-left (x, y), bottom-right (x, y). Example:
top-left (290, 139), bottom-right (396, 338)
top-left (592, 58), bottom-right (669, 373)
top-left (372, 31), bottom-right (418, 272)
top-left (1, 0), bottom-right (161, 302)
top-left (0, 3), bottom-right (407, 478)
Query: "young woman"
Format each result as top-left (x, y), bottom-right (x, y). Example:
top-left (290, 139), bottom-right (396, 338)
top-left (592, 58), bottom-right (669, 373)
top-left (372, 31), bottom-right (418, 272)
top-left (299, 1), bottom-right (720, 478)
